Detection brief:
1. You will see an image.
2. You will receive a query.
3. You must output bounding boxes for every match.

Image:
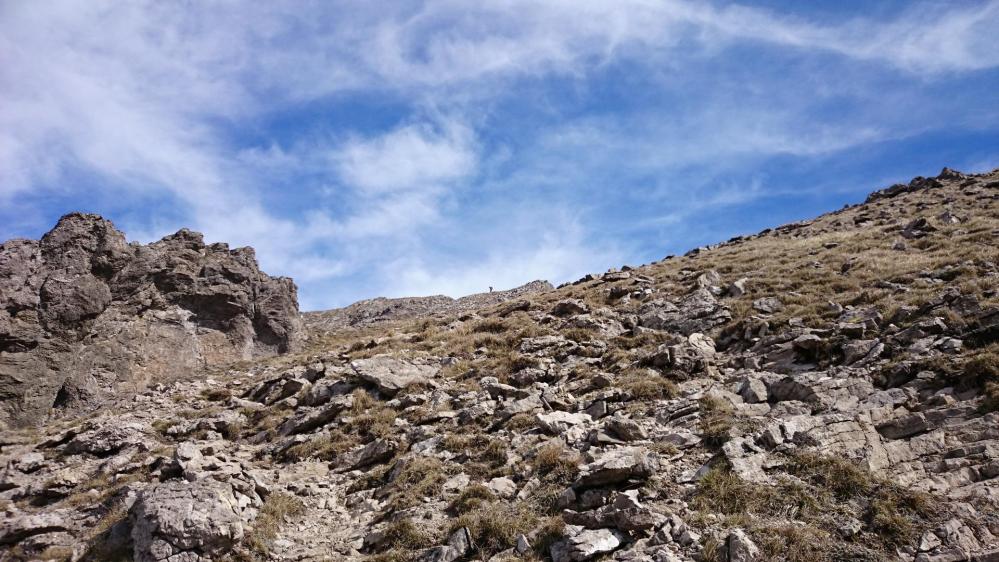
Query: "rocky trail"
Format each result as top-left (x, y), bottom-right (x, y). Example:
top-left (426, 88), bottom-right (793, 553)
top-left (1, 168), bottom-right (998, 562)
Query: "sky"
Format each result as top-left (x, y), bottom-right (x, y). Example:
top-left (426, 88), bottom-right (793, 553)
top-left (2, 1), bottom-right (999, 311)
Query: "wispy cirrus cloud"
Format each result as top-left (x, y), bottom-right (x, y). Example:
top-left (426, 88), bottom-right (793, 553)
top-left (335, 121), bottom-right (477, 195)
top-left (1, 1), bottom-right (998, 308)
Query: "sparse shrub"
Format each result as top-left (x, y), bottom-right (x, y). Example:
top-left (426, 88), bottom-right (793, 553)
top-left (698, 396), bottom-right (734, 447)
top-left (982, 381), bottom-right (999, 413)
top-left (241, 492), bottom-right (306, 558)
top-left (621, 371), bottom-right (679, 400)
top-left (611, 332), bottom-right (670, 350)
top-left (692, 467), bottom-right (817, 520)
top-left (80, 499), bottom-right (131, 561)
top-left (473, 318), bottom-right (510, 334)
top-left (700, 536), bottom-right (724, 562)
top-left (151, 418), bottom-right (175, 435)
top-left (751, 524), bottom-right (835, 562)
top-left (452, 501), bottom-right (538, 556)
top-left (482, 439), bottom-right (509, 465)
top-left (531, 516), bottom-right (566, 555)
top-left (351, 388), bottom-right (377, 414)
top-left (278, 433), bottom-right (349, 462)
top-left (533, 442), bottom-right (580, 484)
top-left (865, 485), bottom-right (937, 548)
top-left (200, 388), bottom-right (232, 402)
top-left (508, 353), bottom-right (541, 372)
top-left (786, 452), bottom-right (875, 500)
top-left (504, 413), bottom-right (537, 431)
top-left (380, 517), bottom-right (436, 551)
top-left (450, 483), bottom-right (496, 514)
top-left (562, 327), bottom-right (596, 343)
top-left (387, 457), bottom-right (448, 510)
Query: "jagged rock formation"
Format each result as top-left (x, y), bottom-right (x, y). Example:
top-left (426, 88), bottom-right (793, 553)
top-left (1, 169), bottom-right (998, 562)
top-left (0, 213), bottom-right (303, 428)
top-left (304, 280), bottom-right (554, 332)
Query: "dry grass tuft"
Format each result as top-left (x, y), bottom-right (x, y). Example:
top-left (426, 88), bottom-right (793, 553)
top-left (239, 492), bottom-right (306, 559)
top-left (620, 370), bottom-right (680, 400)
top-left (698, 396), bottom-right (734, 447)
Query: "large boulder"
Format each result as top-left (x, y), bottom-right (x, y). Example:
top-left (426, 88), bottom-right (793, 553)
top-left (0, 213), bottom-right (303, 427)
top-left (638, 289), bottom-right (731, 335)
top-left (350, 355), bottom-right (440, 396)
top-left (130, 479), bottom-right (246, 562)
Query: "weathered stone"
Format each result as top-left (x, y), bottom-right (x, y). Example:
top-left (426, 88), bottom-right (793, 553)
top-left (340, 438), bottom-right (400, 470)
top-left (726, 528), bottom-right (760, 562)
top-left (537, 411), bottom-right (592, 437)
top-left (752, 297), bottom-right (784, 314)
top-left (606, 417), bottom-right (647, 441)
top-left (279, 395), bottom-right (353, 435)
top-left (65, 423), bottom-right (147, 456)
top-left (351, 356), bottom-right (440, 396)
top-left (417, 527), bottom-right (472, 562)
top-left (553, 299), bottom-right (590, 317)
top-left (562, 492), bottom-right (662, 532)
top-left (574, 446), bottom-right (658, 488)
top-left (638, 289), bottom-right (731, 336)
top-left (727, 278), bottom-right (749, 298)
top-left (0, 511), bottom-right (69, 546)
top-left (0, 213), bottom-right (303, 427)
top-left (738, 378), bottom-right (768, 404)
top-left (551, 526), bottom-right (623, 562)
top-left (131, 479), bottom-right (245, 562)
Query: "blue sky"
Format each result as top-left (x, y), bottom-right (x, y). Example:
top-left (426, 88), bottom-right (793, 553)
top-left (2, 1), bottom-right (998, 310)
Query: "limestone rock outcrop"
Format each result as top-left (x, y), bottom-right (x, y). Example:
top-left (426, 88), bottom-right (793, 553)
top-left (0, 213), bottom-right (303, 427)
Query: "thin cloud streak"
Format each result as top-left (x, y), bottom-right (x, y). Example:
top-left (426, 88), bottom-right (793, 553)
top-left (1, 1), bottom-right (997, 308)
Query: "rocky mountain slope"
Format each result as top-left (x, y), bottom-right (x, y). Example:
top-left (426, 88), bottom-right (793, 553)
top-left (1, 168), bottom-right (998, 562)
top-left (305, 281), bottom-right (554, 333)
top-left (0, 214), bottom-right (303, 428)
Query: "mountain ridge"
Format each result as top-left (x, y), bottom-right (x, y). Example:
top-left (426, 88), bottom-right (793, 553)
top-left (0, 167), bottom-right (997, 562)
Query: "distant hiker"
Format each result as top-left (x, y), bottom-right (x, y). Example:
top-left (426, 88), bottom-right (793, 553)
top-left (489, 286), bottom-right (493, 293)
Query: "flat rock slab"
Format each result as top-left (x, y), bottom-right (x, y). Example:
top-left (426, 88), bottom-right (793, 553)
top-left (350, 356), bottom-right (440, 396)
top-left (551, 526), bottom-right (623, 562)
top-left (574, 446), bottom-right (658, 489)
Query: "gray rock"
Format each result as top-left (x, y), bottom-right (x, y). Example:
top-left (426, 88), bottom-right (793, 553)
top-left (606, 417), bottom-right (648, 441)
top-left (574, 446), bottom-right (658, 488)
top-left (65, 423), bottom-right (147, 456)
top-left (696, 270), bottom-right (723, 295)
top-left (553, 299), bottom-right (590, 317)
top-left (537, 411), bottom-right (592, 437)
top-left (350, 356), bottom-right (440, 396)
top-left (646, 333), bottom-right (716, 378)
top-left (638, 289), bottom-right (731, 335)
top-left (340, 438), bottom-right (400, 470)
top-left (0, 213), bottom-right (303, 427)
top-left (738, 378), bottom-right (768, 404)
top-left (752, 297), bottom-right (784, 314)
top-left (726, 528), bottom-right (760, 562)
top-left (727, 278), bottom-right (749, 297)
top-left (279, 395), bottom-right (353, 435)
top-left (0, 511), bottom-right (69, 547)
top-left (562, 491), bottom-right (662, 532)
top-left (131, 479), bottom-right (245, 562)
top-left (551, 526), bottom-right (623, 562)
top-left (418, 527), bottom-right (472, 562)
top-left (842, 339), bottom-right (883, 365)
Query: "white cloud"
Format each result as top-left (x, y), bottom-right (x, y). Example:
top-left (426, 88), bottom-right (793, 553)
top-left (335, 120), bottom-right (477, 194)
top-left (2, 0), bottom-right (997, 310)
top-left (380, 214), bottom-right (624, 298)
